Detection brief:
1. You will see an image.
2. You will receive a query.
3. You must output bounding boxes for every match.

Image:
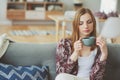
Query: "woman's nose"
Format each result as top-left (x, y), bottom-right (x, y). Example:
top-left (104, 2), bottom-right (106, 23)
top-left (84, 23), bottom-right (88, 28)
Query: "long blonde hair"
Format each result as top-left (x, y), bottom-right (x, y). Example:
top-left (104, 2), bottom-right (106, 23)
top-left (69, 8), bottom-right (97, 51)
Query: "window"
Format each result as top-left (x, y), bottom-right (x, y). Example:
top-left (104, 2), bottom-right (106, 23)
top-left (100, 0), bottom-right (118, 14)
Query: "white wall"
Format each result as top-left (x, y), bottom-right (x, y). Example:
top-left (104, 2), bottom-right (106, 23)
top-left (59, 0), bottom-right (74, 10)
top-left (117, 0), bottom-right (120, 13)
top-left (0, 0), bottom-right (11, 25)
top-left (83, 0), bottom-right (101, 12)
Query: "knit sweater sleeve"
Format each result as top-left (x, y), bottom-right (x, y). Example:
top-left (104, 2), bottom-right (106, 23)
top-left (56, 39), bottom-right (77, 74)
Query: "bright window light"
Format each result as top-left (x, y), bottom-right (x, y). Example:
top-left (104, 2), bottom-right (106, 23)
top-left (100, 0), bottom-right (118, 14)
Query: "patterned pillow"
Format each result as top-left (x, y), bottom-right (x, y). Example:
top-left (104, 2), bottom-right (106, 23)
top-left (0, 63), bottom-right (49, 80)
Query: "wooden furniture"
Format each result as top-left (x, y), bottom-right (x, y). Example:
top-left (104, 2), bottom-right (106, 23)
top-left (7, 0), bottom-right (64, 20)
top-left (73, 3), bottom-right (83, 10)
top-left (48, 15), bottom-right (73, 42)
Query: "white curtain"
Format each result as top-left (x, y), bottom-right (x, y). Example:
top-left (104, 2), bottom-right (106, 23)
top-left (100, 0), bottom-right (118, 14)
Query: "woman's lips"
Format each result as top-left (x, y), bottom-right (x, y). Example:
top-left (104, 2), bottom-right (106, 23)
top-left (83, 29), bottom-right (90, 32)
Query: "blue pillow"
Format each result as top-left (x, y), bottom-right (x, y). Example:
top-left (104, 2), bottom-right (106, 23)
top-left (0, 63), bottom-right (49, 80)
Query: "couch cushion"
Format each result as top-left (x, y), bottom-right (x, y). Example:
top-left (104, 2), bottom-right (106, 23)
top-left (0, 63), bottom-right (49, 80)
top-left (1, 42), bottom-right (57, 80)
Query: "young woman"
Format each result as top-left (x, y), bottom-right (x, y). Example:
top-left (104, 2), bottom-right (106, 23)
top-left (55, 8), bottom-right (108, 80)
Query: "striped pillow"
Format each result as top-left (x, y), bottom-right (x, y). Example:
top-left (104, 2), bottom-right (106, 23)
top-left (0, 63), bottom-right (49, 80)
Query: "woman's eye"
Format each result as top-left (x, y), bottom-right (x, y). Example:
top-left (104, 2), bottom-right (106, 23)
top-left (79, 22), bottom-right (83, 25)
top-left (87, 20), bottom-right (93, 24)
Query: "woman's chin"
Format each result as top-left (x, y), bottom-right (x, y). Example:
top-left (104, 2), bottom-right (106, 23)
top-left (83, 33), bottom-right (90, 37)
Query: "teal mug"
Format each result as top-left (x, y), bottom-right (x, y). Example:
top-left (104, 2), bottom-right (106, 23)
top-left (82, 36), bottom-right (96, 46)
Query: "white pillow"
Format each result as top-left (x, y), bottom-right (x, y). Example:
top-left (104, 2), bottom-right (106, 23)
top-left (0, 33), bottom-right (9, 58)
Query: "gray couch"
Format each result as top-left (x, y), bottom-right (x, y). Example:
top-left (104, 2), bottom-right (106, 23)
top-left (0, 42), bottom-right (120, 80)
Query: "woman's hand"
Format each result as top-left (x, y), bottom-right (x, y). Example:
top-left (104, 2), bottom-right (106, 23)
top-left (96, 36), bottom-right (108, 61)
top-left (70, 38), bottom-right (83, 62)
top-left (74, 38), bottom-right (83, 53)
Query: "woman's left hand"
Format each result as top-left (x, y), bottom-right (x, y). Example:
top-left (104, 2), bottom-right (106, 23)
top-left (96, 36), bottom-right (108, 61)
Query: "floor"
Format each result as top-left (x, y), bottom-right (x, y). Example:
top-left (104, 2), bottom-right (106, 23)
top-left (0, 25), bottom-right (65, 43)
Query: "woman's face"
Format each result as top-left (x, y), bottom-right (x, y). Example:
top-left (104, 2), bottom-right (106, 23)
top-left (79, 13), bottom-right (93, 38)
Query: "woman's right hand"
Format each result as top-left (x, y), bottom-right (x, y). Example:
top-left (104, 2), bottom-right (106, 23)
top-left (70, 38), bottom-right (83, 61)
top-left (74, 38), bottom-right (83, 53)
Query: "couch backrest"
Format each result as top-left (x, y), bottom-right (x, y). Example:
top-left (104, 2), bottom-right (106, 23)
top-left (1, 43), bottom-right (120, 80)
top-left (103, 44), bottom-right (120, 80)
top-left (0, 42), bottom-right (57, 80)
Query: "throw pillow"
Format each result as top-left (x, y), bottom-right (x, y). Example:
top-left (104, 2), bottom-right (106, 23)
top-left (0, 63), bottom-right (49, 80)
top-left (0, 34), bottom-right (9, 59)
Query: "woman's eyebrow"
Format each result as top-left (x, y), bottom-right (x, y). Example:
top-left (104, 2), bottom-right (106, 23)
top-left (80, 19), bottom-right (92, 22)
top-left (87, 18), bottom-right (92, 21)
